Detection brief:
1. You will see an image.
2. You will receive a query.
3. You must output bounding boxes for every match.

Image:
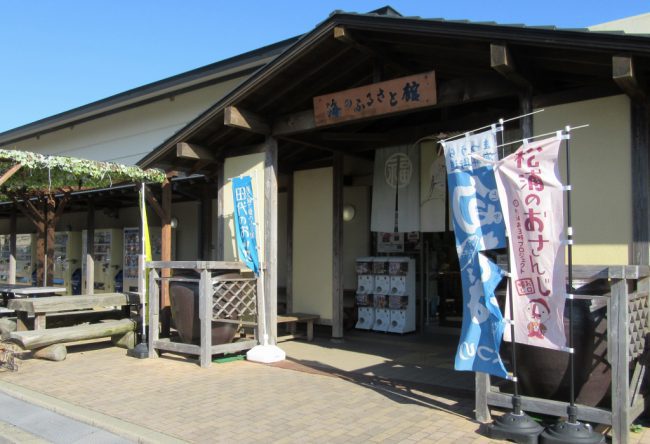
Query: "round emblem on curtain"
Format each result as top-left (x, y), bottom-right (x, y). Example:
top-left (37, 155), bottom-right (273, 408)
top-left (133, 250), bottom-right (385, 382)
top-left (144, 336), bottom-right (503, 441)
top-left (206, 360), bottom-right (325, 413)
top-left (384, 152), bottom-right (412, 189)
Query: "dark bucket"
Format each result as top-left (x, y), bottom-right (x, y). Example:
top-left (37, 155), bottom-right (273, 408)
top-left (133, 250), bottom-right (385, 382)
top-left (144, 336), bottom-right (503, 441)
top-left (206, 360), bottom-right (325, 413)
top-left (170, 279), bottom-right (238, 346)
top-left (516, 299), bottom-right (610, 407)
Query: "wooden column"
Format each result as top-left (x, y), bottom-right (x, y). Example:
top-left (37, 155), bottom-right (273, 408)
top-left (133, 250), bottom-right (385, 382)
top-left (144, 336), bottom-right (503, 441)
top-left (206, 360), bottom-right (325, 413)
top-left (286, 174), bottom-right (294, 314)
top-left (475, 372), bottom-right (491, 422)
top-left (85, 200), bottom-right (95, 294)
top-left (44, 196), bottom-right (56, 286)
top-left (8, 207), bottom-right (16, 285)
top-left (332, 153), bottom-right (344, 339)
top-left (264, 137), bottom-right (279, 343)
top-left (200, 183), bottom-right (213, 260)
top-left (519, 94), bottom-right (533, 140)
top-left (631, 100), bottom-right (650, 265)
top-left (161, 179), bottom-right (172, 336)
top-left (610, 271), bottom-right (630, 444)
top-left (35, 199), bottom-right (46, 286)
top-left (216, 162), bottom-right (225, 261)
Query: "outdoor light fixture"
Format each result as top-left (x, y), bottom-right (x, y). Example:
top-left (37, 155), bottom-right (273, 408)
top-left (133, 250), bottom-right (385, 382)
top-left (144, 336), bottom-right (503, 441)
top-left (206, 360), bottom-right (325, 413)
top-left (342, 204), bottom-right (356, 222)
top-left (170, 217), bottom-right (179, 229)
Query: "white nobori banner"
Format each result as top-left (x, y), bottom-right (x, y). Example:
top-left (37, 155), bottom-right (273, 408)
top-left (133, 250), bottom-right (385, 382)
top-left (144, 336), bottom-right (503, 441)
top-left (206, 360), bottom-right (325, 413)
top-left (495, 136), bottom-right (567, 350)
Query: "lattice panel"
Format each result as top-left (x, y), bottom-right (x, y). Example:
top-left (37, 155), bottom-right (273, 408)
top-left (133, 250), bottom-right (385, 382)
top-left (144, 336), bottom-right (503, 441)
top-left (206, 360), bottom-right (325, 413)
top-left (628, 292), bottom-right (649, 361)
top-left (212, 278), bottom-right (257, 321)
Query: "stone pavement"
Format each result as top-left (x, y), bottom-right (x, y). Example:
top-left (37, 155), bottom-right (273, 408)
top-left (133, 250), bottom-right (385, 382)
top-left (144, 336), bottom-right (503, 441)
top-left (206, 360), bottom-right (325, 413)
top-left (0, 339), bottom-right (649, 443)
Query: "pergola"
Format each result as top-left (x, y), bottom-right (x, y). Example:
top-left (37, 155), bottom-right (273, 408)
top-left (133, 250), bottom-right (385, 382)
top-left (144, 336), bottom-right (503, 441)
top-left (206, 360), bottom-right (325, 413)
top-left (0, 148), bottom-right (165, 287)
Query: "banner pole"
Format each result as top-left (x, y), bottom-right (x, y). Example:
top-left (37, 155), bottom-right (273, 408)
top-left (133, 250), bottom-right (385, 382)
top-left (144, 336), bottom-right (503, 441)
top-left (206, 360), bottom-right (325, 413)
top-left (539, 127), bottom-right (604, 443)
top-left (564, 128), bottom-right (577, 421)
top-left (487, 122), bottom-right (544, 442)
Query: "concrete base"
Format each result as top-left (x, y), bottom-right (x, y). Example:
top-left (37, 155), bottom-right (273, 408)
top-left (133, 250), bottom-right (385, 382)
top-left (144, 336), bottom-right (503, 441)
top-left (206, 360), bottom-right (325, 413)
top-left (246, 344), bottom-right (286, 363)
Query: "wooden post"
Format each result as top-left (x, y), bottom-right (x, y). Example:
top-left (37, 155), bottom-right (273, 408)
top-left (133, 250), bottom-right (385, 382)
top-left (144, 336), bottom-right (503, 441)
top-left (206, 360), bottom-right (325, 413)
top-left (475, 372), bottom-right (491, 422)
top-left (161, 179), bottom-right (172, 336)
top-left (147, 268), bottom-right (160, 358)
top-left (286, 174), bottom-right (294, 314)
top-left (85, 200), bottom-right (95, 295)
top-left (264, 137), bottom-right (279, 343)
top-left (35, 199), bottom-right (46, 286)
top-left (216, 162), bottom-right (225, 261)
top-left (200, 183), bottom-right (213, 260)
top-left (631, 101), bottom-right (650, 265)
top-left (610, 269), bottom-right (630, 444)
top-left (45, 196), bottom-right (56, 286)
top-left (332, 153), bottom-right (344, 339)
top-left (9, 207), bottom-right (16, 285)
top-left (199, 268), bottom-right (212, 368)
top-left (519, 94), bottom-right (533, 140)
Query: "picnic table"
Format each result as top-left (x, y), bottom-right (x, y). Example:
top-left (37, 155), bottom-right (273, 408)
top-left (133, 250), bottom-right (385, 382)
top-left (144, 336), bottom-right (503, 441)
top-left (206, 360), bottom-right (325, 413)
top-left (0, 284), bottom-right (66, 309)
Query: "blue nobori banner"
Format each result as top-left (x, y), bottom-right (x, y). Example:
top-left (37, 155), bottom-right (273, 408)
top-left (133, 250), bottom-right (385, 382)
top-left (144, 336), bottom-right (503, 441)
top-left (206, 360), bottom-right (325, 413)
top-left (232, 176), bottom-right (260, 276)
top-left (442, 128), bottom-right (508, 378)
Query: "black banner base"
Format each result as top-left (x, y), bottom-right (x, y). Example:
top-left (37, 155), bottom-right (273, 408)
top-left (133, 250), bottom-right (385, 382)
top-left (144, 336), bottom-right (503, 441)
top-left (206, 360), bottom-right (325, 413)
top-left (487, 411), bottom-right (544, 444)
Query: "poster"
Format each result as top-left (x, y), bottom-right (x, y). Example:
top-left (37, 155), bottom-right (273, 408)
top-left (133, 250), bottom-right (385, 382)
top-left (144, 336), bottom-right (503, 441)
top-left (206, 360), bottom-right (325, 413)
top-left (421, 143), bottom-right (447, 232)
top-left (371, 145), bottom-right (420, 233)
top-left (232, 175), bottom-right (260, 275)
top-left (495, 137), bottom-right (567, 350)
top-left (442, 128), bottom-right (508, 378)
top-left (377, 232), bottom-right (404, 253)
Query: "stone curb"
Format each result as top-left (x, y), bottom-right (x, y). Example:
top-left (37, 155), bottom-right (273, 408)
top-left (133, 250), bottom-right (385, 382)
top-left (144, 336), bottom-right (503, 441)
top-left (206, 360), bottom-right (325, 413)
top-left (0, 380), bottom-right (185, 444)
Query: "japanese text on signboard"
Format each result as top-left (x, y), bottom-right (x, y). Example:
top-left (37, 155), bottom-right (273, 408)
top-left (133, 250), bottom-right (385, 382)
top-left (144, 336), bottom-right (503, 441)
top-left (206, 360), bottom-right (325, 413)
top-left (313, 71), bottom-right (436, 126)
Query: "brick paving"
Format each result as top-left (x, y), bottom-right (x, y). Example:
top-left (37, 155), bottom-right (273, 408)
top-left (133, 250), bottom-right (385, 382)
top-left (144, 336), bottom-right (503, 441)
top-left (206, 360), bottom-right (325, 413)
top-left (1, 338), bottom-right (649, 443)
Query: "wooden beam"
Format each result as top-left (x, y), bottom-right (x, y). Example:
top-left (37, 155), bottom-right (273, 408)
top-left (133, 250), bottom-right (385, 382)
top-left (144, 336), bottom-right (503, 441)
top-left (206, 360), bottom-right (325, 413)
top-left (45, 196), bottom-right (56, 286)
top-left (286, 174), bottom-right (294, 314)
top-left (613, 56), bottom-right (647, 102)
top-left (631, 101), bottom-right (650, 265)
top-left (144, 186), bottom-right (168, 221)
top-left (160, 179), bottom-right (172, 336)
top-left (200, 183), bottom-right (213, 260)
top-left (216, 162), bottom-right (225, 261)
top-left (176, 142), bottom-right (215, 161)
top-left (9, 207), bottom-right (16, 285)
top-left (332, 152), bottom-right (344, 340)
top-left (264, 136), bottom-right (279, 343)
top-left (273, 110), bottom-right (316, 136)
top-left (520, 94), bottom-right (533, 140)
top-left (224, 106), bottom-right (270, 135)
top-left (273, 76), bottom-right (515, 136)
top-left (333, 26), bottom-right (413, 74)
top-left (490, 44), bottom-right (533, 91)
top-left (0, 164), bottom-right (22, 187)
top-left (85, 199), bottom-right (95, 295)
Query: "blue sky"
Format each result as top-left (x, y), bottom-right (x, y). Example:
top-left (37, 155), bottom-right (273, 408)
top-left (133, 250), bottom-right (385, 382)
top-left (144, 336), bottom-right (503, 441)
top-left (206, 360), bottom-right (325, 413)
top-left (0, 1), bottom-right (647, 133)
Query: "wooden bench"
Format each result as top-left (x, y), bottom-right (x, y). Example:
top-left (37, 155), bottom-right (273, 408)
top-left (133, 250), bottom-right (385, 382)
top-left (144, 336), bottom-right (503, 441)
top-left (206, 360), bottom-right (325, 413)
top-left (277, 313), bottom-right (319, 342)
top-left (6, 293), bottom-right (138, 360)
top-left (8, 293), bottom-right (137, 331)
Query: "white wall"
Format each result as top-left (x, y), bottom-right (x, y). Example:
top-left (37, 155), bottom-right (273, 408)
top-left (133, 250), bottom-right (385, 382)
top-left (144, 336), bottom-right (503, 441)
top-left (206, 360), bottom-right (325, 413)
top-left (172, 201), bottom-right (200, 260)
top-left (589, 13), bottom-right (650, 34)
top-left (534, 94), bottom-right (632, 265)
top-left (342, 186), bottom-right (370, 290)
top-left (222, 154), bottom-right (265, 263)
top-left (292, 167), bottom-right (333, 321)
top-left (5, 77), bottom-right (245, 165)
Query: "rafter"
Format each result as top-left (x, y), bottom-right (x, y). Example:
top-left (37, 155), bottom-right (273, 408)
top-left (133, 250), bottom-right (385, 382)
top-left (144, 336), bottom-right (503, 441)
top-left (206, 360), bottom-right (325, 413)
top-left (333, 26), bottom-right (415, 74)
top-left (0, 164), bottom-right (22, 187)
top-left (613, 56), bottom-right (647, 102)
top-left (224, 106), bottom-right (270, 135)
top-left (144, 185), bottom-right (168, 221)
top-left (490, 44), bottom-right (533, 92)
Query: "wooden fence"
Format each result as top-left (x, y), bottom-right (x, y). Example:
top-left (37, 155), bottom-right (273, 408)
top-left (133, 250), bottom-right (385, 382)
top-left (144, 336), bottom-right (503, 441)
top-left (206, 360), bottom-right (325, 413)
top-left (146, 261), bottom-right (258, 367)
top-left (475, 265), bottom-right (650, 444)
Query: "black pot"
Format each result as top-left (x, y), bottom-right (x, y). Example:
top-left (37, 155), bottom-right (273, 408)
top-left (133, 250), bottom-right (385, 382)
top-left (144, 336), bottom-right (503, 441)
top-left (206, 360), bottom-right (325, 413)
top-left (170, 280), bottom-right (238, 346)
top-left (515, 299), bottom-right (610, 407)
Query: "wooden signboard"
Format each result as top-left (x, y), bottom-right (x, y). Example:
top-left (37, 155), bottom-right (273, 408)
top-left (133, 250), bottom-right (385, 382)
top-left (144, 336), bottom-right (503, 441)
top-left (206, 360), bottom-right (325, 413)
top-left (313, 71), bottom-right (436, 127)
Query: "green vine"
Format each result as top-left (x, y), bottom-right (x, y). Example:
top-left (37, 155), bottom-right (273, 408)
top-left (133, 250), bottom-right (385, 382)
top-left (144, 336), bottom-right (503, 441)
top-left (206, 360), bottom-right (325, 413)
top-left (0, 149), bottom-right (166, 199)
